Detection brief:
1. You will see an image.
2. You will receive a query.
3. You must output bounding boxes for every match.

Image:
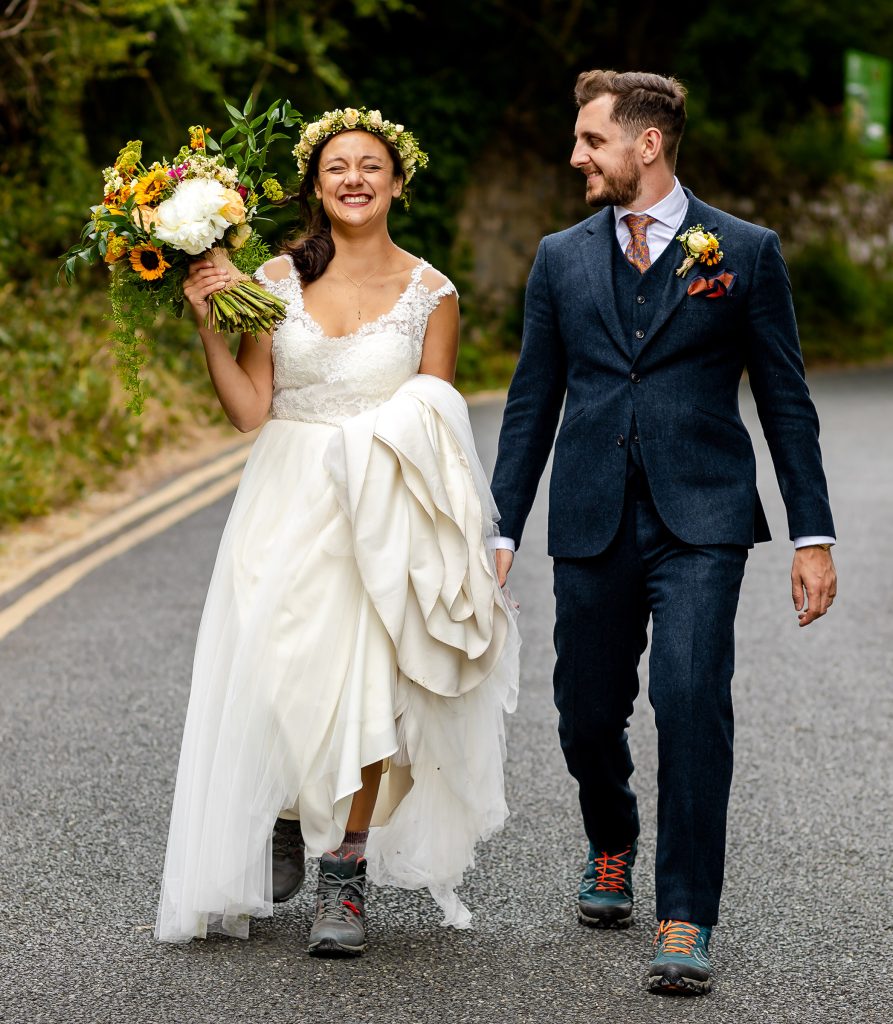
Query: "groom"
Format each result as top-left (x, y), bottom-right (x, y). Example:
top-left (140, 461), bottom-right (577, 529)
top-left (490, 70), bottom-right (837, 995)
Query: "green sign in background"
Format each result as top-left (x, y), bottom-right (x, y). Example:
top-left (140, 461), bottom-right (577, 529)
top-left (845, 49), bottom-right (892, 158)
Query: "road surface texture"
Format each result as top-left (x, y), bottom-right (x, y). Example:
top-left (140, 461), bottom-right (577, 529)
top-left (1, 368), bottom-right (890, 1023)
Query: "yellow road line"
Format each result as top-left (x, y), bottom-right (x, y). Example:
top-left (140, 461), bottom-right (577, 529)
top-left (0, 444), bottom-right (251, 599)
top-left (0, 469), bottom-right (244, 644)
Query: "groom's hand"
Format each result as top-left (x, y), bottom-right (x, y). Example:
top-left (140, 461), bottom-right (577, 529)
top-left (495, 548), bottom-right (514, 588)
top-left (791, 546), bottom-right (837, 627)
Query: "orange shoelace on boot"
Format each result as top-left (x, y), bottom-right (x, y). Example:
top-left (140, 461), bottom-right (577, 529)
top-left (592, 847), bottom-right (632, 892)
top-left (654, 919), bottom-right (700, 954)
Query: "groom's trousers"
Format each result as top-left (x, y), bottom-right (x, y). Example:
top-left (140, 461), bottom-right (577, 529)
top-left (552, 441), bottom-right (748, 925)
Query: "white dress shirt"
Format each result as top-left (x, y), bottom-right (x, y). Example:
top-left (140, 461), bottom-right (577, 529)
top-left (491, 179), bottom-right (835, 552)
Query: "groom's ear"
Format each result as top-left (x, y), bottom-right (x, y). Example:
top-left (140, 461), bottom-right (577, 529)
top-left (640, 127), bottom-right (663, 165)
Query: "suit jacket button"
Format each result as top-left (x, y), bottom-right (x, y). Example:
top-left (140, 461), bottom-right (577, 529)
top-left (616, 435), bottom-right (625, 446)
top-left (635, 329), bottom-right (645, 339)
top-left (630, 372), bottom-right (641, 383)
top-left (637, 294), bottom-right (646, 304)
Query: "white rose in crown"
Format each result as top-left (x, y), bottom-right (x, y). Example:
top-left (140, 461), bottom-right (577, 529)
top-left (153, 178), bottom-right (231, 256)
top-left (305, 122), bottom-right (322, 144)
top-left (342, 107), bottom-right (360, 128)
top-left (368, 109), bottom-right (383, 129)
top-left (685, 231), bottom-right (713, 254)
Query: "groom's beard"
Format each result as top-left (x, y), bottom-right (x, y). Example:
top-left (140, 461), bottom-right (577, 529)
top-left (585, 149), bottom-right (641, 207)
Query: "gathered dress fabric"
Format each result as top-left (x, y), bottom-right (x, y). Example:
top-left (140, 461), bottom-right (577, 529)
top-left (155, 258), bottom-right (519, 943)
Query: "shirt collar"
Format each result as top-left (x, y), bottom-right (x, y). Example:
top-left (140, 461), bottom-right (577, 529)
top-left (614, 177), bottom-right (687, 231)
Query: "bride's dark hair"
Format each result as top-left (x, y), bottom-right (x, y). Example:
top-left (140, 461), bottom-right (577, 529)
top-left (283, 131), bottom-right (405, 284)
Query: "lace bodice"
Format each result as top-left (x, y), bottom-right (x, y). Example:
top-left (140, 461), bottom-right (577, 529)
top-left (254, 258), bottom-right (457, 425)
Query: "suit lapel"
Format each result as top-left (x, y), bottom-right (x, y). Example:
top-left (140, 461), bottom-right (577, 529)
top-left (634, 191), bottom-right (716, 361)
top-left (581, 209), bottom-right (629, 358)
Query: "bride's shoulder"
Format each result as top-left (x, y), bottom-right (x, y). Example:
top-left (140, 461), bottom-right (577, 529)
top-left (416, 261), bottom-right (457, 299)
top-left (257, 254), bottom-right (295, 283)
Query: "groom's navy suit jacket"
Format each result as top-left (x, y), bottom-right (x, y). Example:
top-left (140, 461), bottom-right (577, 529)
top-left (491, 190), bottom-right (835, 557)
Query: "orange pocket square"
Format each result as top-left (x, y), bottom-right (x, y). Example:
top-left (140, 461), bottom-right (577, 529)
top-left (687, 271), bottom-right (737, 298)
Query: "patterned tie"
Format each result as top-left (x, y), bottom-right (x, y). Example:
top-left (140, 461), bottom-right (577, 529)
top-left (624, 213), bottom-right (657, 273)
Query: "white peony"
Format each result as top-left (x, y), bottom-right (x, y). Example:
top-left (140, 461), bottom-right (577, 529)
top-left (153, 178), bottom-right (231, 255)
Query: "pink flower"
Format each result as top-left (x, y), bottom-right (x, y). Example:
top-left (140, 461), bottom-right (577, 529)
top-left (168, 162), bottom-right (189, 181)
top-left (237, 185), bottom-right (249, 200)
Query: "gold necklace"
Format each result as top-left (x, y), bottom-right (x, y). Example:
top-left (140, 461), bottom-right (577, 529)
top-left (335, 265), bottom-right (386, 321)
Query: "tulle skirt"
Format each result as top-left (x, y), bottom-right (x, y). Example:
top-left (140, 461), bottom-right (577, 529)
top-left (156, 402), bottom-right (518, 943)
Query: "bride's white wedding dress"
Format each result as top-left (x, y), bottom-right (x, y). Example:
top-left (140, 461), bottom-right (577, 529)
top-left (155, 257), bottom-right (519, 943)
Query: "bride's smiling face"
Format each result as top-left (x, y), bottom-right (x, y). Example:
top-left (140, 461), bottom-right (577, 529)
top-left (314, 131), bottom-right (404, 227)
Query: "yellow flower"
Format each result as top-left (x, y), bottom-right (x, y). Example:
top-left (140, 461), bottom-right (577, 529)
top-left (228, 222), bottom-right (253, 250)
top-left (189, 126), bottom-right (211, 150)
top-left (104, 234), bottom-right (128, 264)
top-left (686, 231), bottom-right (714, 254)
top-left (219, 188), bottom-right (246, 225)
top-left (114, 140), bottom-right (142, 174)
top-left (129, 243), bottom-right (169, 281)
top-left (342, 107), bottom-right (360, 128)
top-left (262, 178), bottom-right (284, 202)
top-left (132, 168), bottom-right (171, 206)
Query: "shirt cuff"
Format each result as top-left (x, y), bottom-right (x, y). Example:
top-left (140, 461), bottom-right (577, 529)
top-left (487, 536), bottom-right (516, 552)
top-left (793, 536), bottom-right (836, 549)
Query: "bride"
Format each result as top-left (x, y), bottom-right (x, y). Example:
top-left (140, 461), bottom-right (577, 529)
top-left (154, 107), bottom-right (519, 956)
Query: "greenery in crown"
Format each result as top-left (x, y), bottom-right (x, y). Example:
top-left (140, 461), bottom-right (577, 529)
top-left (293, 106), bottom-right (428, 203)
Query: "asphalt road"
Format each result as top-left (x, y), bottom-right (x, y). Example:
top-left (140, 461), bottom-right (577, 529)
top-left (1, 368), bottom-right (891, 1024)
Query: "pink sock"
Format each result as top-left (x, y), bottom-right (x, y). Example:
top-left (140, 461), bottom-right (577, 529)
top-left (334, 829), bottom-right (368, 859)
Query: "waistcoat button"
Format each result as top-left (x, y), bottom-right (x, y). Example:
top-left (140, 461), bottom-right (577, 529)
top-left (634, 329), bottom-right (645, 339)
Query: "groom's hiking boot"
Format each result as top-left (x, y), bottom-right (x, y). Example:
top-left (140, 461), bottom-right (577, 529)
top-left (648, 920), bottom-right (713, 995)
top-left (577, 840), bottom-right (636, 928)
top-left (272, 817), bottom-right (306, 903)
top-left (307, 852), bottom-right (368, 957)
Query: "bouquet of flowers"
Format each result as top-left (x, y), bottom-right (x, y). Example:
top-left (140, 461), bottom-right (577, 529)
top-left (60, 96), bottom-right (300, 413)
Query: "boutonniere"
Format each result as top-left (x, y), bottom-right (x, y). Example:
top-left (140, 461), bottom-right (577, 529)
top-left (675, 224), bottom-right (723, 278)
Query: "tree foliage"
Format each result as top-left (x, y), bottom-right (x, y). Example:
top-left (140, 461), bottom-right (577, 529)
top-left (2, 0), bottom-right (892, 527)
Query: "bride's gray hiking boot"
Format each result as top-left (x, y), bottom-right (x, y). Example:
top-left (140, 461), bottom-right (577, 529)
top-left (307, 852), bottom-right (368, 957)
top-left (272, 818), bottom-right (306, 903)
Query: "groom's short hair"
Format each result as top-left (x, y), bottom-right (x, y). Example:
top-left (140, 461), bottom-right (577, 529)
top-left (574, 70), bottom-right (687, 167)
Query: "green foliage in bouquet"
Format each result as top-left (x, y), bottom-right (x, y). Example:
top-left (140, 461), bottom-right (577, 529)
top-left (59, 96), bottom-right (301, 414)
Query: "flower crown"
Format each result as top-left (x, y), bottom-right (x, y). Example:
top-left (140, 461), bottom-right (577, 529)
top-left (292, 106), bottom-right (428, 188)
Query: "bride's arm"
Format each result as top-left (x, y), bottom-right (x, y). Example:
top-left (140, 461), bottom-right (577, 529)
top-left (418, 290), bottom-right (459, 383)
top-left (184, 259), bottom-right (274, 432)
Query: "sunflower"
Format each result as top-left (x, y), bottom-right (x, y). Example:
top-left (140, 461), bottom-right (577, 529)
top-left (129, 243), bottom-right (169, 281)
top-left (132, 167), bottom-right (171, 206)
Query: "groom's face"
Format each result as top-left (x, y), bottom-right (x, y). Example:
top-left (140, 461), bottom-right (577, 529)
top-left (571, 96), bottom-right (641, 208)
